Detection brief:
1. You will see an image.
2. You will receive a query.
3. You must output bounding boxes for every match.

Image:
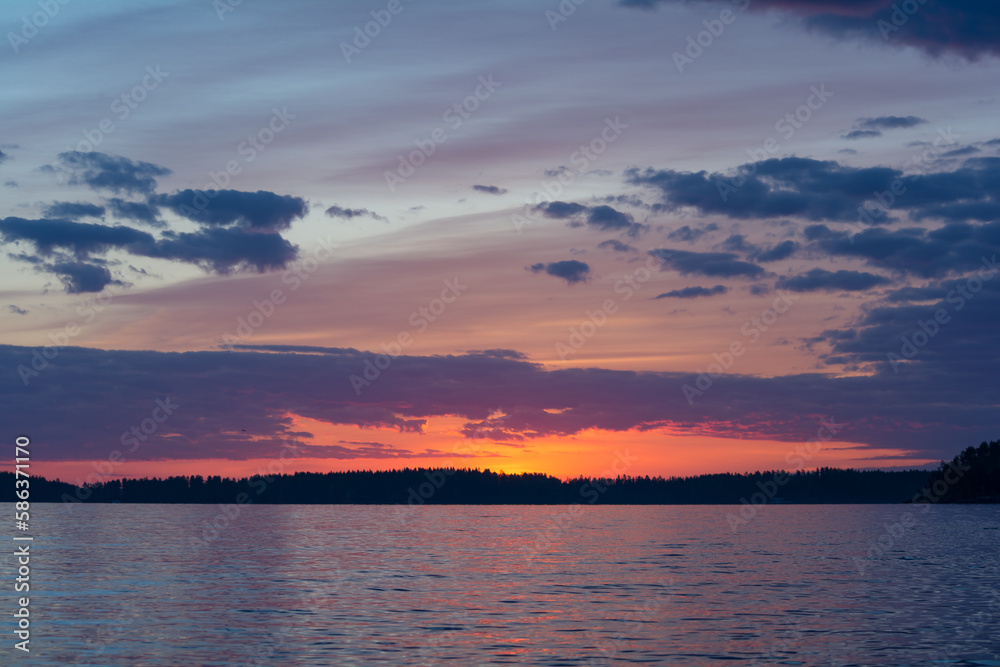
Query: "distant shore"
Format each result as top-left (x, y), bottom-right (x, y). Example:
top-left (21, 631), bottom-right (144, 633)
top-left (6, 439), bottom-right (996, 506)
top-left (0, 466), bottom-right (963, 505)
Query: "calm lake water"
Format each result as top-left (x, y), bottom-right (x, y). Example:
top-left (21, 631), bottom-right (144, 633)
top-left (5, 504), bottom-right (1000, 666)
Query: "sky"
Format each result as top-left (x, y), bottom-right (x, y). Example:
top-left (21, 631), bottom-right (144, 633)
top-left (2, 0), bottom-right (999, 483)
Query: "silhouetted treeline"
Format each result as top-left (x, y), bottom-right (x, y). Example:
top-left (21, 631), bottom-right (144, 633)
top-left (919, 440), bottom-right (1000, 503)
top-left (5, 439), bottom-right (997, 505)
top-left (0, 466), bottom-right (936, 505)
top-left (565, 467), bottom-right (933, 504)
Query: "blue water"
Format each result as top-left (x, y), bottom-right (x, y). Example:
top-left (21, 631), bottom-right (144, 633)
top-left (4, 504), bottom-right (999, 665)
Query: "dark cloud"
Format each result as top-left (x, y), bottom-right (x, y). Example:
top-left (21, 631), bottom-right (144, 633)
top-left (153, 189), bottom-right (308, 232)
top-left (883, 283), bottom-right (951, 303)
top-left (0, 217), bottom-right (154, 258)
top-left (0, 216), bottom-right (299, 292)
top-left (5, 152), bottom-right (307, 293)
top-left (9, 250), bottom-right (126, 294)
top-left (0, 150), bottom-right (8, 165)
top-left (7, 305), bottom-right (28, 315)
top-left (151, 227), bottom-right (298, 274)
top-left (857, 116), bottom-right (927, 131)
top-left (627, 156), bottom-right (1000, 226)
top-left (47, 260), bottom-right (124, 294)
top-left (536, 201), bottom-right (587, 219)
top-left (107, 198), bottom-right (162, 227)
top-left (1, 344), bottom-right (996, 463)
top-left (650, 249), bottom-right (765, 278)
top-left (41, 201), bottom-right (105, 219)
top-left (601, 194), bottom-right (652, 210)
top-left (808, 221), bottom-right (1000, 278)
top-left (655, 285), bottom-right (727, 299)
top-left (42, 151), bottom-right (171, 195)
top-left (754, 240), bottom-right (799, 262)
top-left (815, 268), bottom-right (1000, 382)
top-left (667, 224), bottom-right (717, 243)
top-left (529, 260), bottom-right (591, 284)
top-left (803, 224), bottom-right (837, 241)
top-left (776, 268), bottom-right (891, 292)
top-left (720, 234), bottom-right (754, 253)
top-left (843, 130), bottom-right (883, 140)
top-left (536, 201), bottom-right (646, 236)
top-left (941, 146), bottom-right (981, 158)
top-left (598, 239), bottom-right (636, 253)
top-left (620, 0), bottom-right (1000, 60)
top-left (627, 158), bottom-right (899, 222)
top-left (586, 205), bottom-right (640, 234)
top-left (325, 205), bottom-right (388, 222)
top-left (471, 184), bottom-right (508, 195)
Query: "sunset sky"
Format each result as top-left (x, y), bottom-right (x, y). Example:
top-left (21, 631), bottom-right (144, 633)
top-left (2, 0), bottom-right (999, 483)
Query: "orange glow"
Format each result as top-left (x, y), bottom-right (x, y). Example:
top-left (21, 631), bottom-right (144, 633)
top-left (35, 412), bottom-right (933, 483)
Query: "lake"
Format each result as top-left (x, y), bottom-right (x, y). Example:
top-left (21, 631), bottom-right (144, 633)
top-left (6, 504), bottom-right (1000, 665)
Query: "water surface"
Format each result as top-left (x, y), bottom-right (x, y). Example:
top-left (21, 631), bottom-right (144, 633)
top-left (6, 504), bottom-right (1000, 665)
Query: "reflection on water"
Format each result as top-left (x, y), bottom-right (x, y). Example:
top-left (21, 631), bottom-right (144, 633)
top-left (7, 504), bottom-right (1000, 665)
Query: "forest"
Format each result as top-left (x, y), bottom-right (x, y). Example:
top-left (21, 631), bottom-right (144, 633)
top-left (4, 439), bottom-right (997, 504)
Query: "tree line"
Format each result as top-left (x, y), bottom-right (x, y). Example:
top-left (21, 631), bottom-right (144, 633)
top-left (3, 440), bottom-right (997, 504)
top-left (920, 439), bottom-right (1000, 503)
